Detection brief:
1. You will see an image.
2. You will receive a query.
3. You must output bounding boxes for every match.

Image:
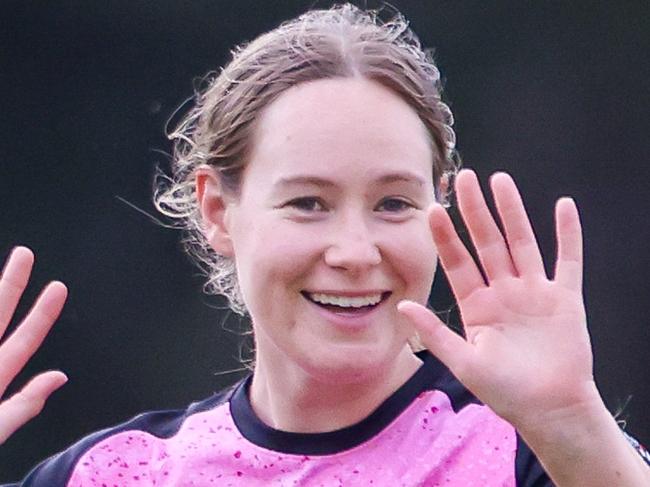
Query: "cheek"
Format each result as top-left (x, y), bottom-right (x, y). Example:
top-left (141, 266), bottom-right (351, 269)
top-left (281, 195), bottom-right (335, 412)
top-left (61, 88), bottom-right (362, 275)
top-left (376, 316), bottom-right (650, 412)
top-left (383, 222), bottom-right (438, 299)
top-left (232, 221), bottom-right (324, 310)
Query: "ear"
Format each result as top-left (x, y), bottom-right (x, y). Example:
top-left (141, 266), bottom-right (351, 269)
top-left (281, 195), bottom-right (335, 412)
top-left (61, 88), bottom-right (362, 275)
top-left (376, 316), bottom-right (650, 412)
top-left (436, 172), bottom-right (450, 202)
top-left (195, 165), bottom-right (235, 257)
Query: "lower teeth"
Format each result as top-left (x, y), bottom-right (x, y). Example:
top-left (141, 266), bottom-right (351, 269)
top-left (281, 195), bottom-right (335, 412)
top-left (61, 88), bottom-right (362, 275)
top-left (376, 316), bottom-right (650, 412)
top-left (321, 303), bottom-right (374, 312)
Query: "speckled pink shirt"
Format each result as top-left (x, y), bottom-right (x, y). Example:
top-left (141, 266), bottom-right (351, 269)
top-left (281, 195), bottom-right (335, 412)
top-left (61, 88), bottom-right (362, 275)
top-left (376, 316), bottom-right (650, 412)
top-left (68, 390), bottom-right (515, 486)
top-left (12, 352), bottom-right (557, 486)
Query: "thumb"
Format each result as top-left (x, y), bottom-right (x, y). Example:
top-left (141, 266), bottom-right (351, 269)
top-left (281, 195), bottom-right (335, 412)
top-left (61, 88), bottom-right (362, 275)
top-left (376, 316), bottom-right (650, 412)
top-left (398, 300), bottom-right (472, 376)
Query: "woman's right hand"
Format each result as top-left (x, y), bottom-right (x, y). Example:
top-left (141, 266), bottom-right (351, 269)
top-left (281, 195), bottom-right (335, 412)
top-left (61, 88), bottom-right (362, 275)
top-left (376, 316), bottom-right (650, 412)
top-left (0, 246), bottom-right (68, 445)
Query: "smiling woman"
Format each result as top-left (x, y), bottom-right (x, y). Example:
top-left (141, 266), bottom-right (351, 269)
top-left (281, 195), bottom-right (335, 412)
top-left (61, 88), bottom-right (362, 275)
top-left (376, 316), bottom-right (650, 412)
top-left (196, 78), bottom-right (439, 413)
top-left (153, 3), bottom-right (458, 320)
top-left (1, 3), bottom-right (649, 487)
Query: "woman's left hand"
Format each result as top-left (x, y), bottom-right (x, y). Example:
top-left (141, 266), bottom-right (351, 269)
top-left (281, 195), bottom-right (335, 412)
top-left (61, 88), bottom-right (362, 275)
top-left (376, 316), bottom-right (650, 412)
top-left (398, 169), bottom-right (601, 431)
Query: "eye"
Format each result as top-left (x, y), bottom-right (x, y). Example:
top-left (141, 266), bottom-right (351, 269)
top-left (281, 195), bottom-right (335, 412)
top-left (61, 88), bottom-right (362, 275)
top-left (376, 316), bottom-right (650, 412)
top-left (284, 197), bottom-right (327, 212)
top-left (375, 197), bottom-right (415, 213)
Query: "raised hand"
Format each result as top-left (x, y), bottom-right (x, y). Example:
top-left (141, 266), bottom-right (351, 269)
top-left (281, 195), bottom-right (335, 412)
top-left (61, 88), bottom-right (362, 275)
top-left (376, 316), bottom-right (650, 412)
top-left (398, 169), bottom-right (598, 430)
top-left (0, 247), bottom-right (67, 445)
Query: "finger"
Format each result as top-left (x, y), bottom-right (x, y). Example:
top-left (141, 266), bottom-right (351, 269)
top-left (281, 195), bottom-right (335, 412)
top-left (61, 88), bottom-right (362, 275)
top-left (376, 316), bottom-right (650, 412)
top-left (429, 203), bottom-right (486, 301)
top-left (554, 197), bottom-right (583, 291)
top-left (456, 170), bottom-right (517, 280)
top-left (397, 300), bottom-right (473, 377)
top-left (490, 173), bottom-right (546, 277)
top-left (0, 370), bottom-right (67, 445)
top-left (0, 281), bottom-right (67, 392)
top-left (0, 247), bottom-right (35, 338)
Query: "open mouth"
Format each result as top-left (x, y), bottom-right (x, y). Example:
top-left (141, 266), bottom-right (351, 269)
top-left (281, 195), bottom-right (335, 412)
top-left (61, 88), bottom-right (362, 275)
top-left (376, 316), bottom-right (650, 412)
top-left (301, 291), bottom-right (392, 313)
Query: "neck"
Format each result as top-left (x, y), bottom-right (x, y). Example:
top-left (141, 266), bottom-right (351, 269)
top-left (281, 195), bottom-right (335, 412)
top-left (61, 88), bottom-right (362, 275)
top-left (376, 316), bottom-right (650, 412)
top-left (249, 346), bottom-right (423, 433)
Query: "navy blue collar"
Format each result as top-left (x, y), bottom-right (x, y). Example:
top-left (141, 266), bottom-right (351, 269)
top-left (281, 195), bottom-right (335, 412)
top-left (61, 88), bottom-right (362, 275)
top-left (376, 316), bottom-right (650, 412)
top-left (229, 351), bottom-right (463, 455)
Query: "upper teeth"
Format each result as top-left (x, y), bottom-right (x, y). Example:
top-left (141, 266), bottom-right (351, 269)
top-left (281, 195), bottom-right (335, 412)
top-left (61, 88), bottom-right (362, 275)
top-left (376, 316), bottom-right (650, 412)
top-left (307, 293), bottom-right (383, 308)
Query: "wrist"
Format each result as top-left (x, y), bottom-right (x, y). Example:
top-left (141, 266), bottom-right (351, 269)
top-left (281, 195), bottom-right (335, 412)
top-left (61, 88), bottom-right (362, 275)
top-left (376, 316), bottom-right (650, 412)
top-left (516, 394), bottom-right (612, 456)
top-left (514, 393), bottom-right (650, 486)
top-left (510, 380), bottom-right (606, 442)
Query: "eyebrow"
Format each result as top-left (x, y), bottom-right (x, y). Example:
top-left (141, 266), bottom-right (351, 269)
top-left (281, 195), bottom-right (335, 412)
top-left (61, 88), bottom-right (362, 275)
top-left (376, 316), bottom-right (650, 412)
top-left (375, 172), bottom-right (426, 186)
top-left (273, 172), bottom-right (426, 189)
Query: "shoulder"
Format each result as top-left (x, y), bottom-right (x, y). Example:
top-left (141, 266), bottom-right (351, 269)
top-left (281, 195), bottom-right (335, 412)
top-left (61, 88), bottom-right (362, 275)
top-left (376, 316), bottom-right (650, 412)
top-left (415, 351), bottom-right (555, 486)
top-left (8, 382), bottom-right (240, 487)
top-left (416, 352), bottom-right (649, 485)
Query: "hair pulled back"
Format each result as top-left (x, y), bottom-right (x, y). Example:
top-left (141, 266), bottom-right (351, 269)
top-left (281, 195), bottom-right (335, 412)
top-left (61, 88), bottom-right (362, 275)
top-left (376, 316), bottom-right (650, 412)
top-left (155, 3), bottom-right (459, 315)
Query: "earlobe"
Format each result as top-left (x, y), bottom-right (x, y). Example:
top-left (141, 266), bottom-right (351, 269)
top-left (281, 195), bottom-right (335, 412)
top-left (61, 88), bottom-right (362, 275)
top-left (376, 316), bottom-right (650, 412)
top-left (195, 166), bottom-right (235, 257)
top-left (436, 173), bottom-right (450, 203)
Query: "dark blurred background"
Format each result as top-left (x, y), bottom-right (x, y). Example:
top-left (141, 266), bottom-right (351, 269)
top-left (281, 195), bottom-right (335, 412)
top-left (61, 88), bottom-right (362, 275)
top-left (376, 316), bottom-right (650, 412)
top-left (1, 0), bottom-right (649, 481)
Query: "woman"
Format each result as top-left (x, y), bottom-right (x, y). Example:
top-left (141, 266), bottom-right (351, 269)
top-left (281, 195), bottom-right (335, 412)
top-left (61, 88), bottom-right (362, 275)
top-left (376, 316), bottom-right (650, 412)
top-left (1, 4), bottom-right (648, 486)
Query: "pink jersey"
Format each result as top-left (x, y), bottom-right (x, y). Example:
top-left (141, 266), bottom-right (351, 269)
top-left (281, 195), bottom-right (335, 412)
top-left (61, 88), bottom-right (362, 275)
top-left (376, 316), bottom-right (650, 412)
top-left (9, 351), bottom-right (646, 486)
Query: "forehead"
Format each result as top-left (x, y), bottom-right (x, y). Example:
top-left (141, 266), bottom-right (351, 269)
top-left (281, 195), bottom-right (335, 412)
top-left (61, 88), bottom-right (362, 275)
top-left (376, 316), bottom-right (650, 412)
top-left (245, 77), bottom-right (434, 189)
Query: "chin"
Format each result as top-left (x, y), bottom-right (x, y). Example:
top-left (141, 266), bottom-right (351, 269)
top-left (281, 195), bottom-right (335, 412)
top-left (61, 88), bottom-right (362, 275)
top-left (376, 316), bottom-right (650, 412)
top-left (299, 341), bottom-right (398, 384)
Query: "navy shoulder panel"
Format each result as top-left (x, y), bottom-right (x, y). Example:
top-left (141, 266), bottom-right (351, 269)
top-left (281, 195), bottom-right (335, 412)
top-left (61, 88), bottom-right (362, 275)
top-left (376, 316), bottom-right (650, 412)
top-left (414, 349), bottom-right (480, 412)
top-left (5, 383), bottom-right (239, 487)
top-left (515, 434), bottom-right (554, 486)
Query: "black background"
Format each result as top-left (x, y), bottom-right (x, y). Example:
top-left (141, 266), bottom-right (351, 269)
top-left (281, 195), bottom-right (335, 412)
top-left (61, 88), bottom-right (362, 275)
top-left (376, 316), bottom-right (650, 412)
top-left (1, 0), bottom-right (649, 481)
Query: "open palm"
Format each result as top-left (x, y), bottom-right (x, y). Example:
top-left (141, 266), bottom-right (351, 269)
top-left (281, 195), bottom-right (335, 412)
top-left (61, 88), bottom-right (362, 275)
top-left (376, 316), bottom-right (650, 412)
top-left (399, 170), bottom-right (598, 429)
top-left (0, 247), bottom-right (67, 444)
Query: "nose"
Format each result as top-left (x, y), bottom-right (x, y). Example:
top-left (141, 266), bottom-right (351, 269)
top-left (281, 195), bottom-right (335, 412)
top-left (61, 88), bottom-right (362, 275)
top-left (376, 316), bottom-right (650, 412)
top-left (324, 215), bottom-right (381, 271)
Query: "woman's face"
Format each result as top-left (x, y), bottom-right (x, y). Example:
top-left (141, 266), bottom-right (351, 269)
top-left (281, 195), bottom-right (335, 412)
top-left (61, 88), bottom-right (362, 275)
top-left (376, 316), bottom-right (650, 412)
top-left (220, 77), bottom-right (438, 382)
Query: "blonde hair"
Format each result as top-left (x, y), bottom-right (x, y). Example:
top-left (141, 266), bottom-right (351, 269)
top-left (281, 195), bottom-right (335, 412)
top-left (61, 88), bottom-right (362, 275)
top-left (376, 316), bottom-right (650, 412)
top-left (155, 3), bottom-right (459, 317)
